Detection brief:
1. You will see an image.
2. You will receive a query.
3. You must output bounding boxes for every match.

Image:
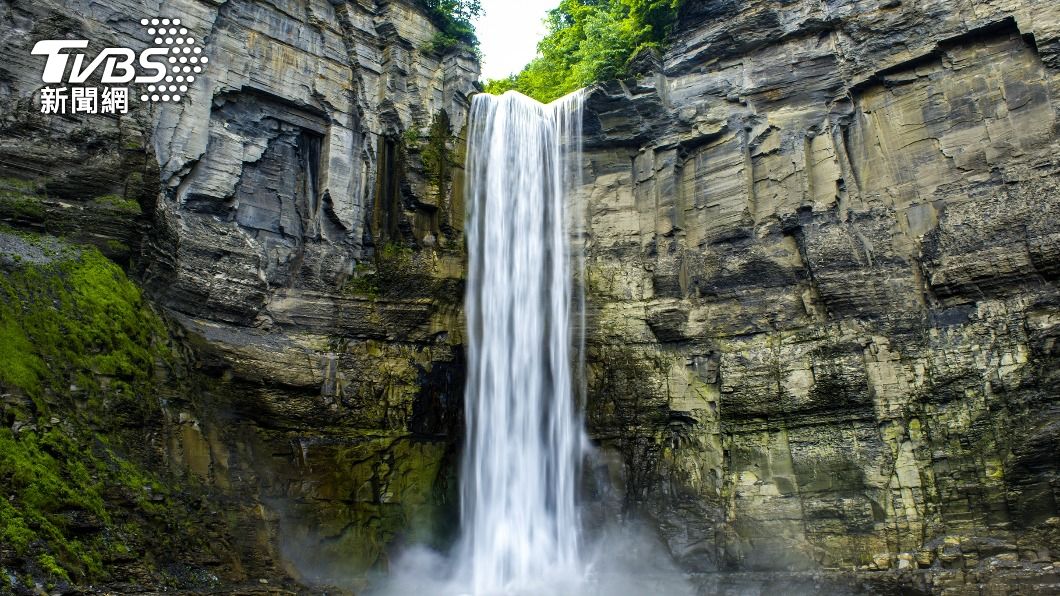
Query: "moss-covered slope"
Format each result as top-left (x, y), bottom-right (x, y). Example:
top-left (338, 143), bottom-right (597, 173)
top-left (0, 230), bottom-right (225, 591)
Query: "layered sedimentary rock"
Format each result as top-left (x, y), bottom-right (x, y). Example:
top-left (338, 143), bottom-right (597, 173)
top-left (579, 0), bottom-right (1060, 591)
top-left (0, 0), bottom-right (475, 588)
top-left (3, 0), bottom-right (1060, 592)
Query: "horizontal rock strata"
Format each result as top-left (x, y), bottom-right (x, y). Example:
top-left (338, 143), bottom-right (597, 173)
top-left (579, 1), bottom-right (1060, 591)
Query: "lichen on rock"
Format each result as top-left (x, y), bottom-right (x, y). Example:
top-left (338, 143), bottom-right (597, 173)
top-left (576, 1), bottom-right (1060, 589)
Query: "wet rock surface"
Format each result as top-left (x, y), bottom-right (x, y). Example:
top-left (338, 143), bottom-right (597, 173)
top-left (578, 0), bottom-right (1060, 592)
top-left (0, 0), bottom-right (474, 589)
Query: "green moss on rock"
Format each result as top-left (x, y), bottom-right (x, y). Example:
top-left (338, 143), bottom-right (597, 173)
top-left (422, 111), bottom-right (452, 209)
top-left (0, 178), bottom-right (47, 223)
top-left (344, 242), bottom-right (457, 304)
top-left (92, 194), bottom-right (142, 215)
top-left (0, 230), bottom-right (193, 585)
top-left (0, 236), bottom-right (164, 401)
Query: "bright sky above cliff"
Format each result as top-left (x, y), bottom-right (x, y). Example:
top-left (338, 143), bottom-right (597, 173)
top-left (474, 0), bottom-right (556, 81)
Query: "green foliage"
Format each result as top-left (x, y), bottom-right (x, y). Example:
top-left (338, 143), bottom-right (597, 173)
top-left (377, 242), bottom-right (416, 277)
top-left (37, 554), bottom-right (69, 581)
top-left (0, 497), bottom-right (36, 551)
top-left (0, 235), bottom-right (175, 581)
top-left (0, 195), bottom-right (46, 220)
top-left (343, 242), bottom-right (460, 303)
top-left (0, 177), bottom-right (47, 221)
top-left (0, 244), bottom-right (164, 402)
top-left (484, 0), bottom-right (683, 103)
top-left (0, 315), bottom-right (45, 391)
top-left (403, 128), bottom-right (422, 149)
top-left (344, 262), bottom-right (381, 298)
top-left (0, 427), bottom-right (110, 578)
top-left (422, 31), bottom-right (469, 56)
top-left (414, 0), bottom-right (483, 53)
top-left (344, 243), bottom-right (417, 299)
top-left (482, 76), bottom-right (519, 96)
top-left (421, 111), bottom-right (453, 207)
top-left (0, 177), bottom-right (37, 192)
top-left (104, 239), bottom-right (130, 254)
top-left (92, 194), bottom-right (142, 215)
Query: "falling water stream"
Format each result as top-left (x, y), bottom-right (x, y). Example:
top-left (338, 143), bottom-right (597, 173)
top-left (458, 89), bottom-right (587, 595)
top-left (376, 89), bottom-right (694, 596)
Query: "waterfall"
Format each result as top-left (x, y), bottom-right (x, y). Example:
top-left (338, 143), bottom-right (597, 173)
top-left (459, 89), bottom-right (587, 595)
top-left (374, 89), bottom-right (691, 596)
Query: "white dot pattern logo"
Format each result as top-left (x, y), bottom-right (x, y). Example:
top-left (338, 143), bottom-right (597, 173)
top-left (138, 16), bottom-right (206, 104)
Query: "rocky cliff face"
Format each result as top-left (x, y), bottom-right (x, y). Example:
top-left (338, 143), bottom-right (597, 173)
top-left (0, 0), bottom-right (474, 589)
top-left (3, 0), bottom-right (1060, 592)
top-left (579, 0), bottom-right (1060, 591)
top-left (135, 0), bottom-right (475, 585)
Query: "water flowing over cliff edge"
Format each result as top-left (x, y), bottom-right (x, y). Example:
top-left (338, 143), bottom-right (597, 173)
top-left (459, 90), bottom-right (585, 593)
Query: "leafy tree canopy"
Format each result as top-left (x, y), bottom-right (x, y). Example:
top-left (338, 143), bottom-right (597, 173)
top-left (483, 0), bottom-right (683, 103)
top-left (415, 0), bottom-right (484, 53)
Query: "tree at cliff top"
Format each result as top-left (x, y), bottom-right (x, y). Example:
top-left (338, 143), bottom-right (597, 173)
top-left (484, 0), bottom-right (682, 103)
top-left (416, 0), bottom-right (484, 53)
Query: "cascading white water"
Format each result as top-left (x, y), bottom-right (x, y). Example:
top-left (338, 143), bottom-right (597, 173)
top-left (459, 89), bottom-right (587, 595)
top-left (374, 89), bottom-right (692, 596)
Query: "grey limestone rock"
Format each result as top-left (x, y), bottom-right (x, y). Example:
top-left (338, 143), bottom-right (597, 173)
top-left (578, 1), bottom-right (1060, 591)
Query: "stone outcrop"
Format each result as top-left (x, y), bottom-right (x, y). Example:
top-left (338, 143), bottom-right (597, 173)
top-left (579, 0), bottom-right (1060, 591)
top-left (0, 0), bottom-right (475, 589)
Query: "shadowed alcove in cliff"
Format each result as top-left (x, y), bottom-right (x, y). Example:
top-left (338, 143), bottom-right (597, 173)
top-left (156, 87), bottom-right (357, 324)
top-left (370, 109), bottom-right (458, 253)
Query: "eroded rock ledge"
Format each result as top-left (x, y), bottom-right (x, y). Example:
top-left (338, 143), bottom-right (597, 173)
top-left (579, 1), bottom-right (1060, 592)
top-left (1, 0), bottom-right (474, 588)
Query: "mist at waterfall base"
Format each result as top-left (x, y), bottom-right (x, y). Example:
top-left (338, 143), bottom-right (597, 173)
top-left (369, 91), bottom-right (694, 596)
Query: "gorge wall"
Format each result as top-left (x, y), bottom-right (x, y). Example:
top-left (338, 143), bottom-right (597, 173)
top-left (1, 0), bottom-right (1059, 592)
top-left (0, 0), bottom-right (474, 589)
top-left (579, 0), bottom-right (1060, 592)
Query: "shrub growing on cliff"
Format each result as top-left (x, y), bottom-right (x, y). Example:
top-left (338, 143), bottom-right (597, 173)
top-left (416, 0), bottom-right (483, 54)
top-left (484, 0), bottom-right (683, 102)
